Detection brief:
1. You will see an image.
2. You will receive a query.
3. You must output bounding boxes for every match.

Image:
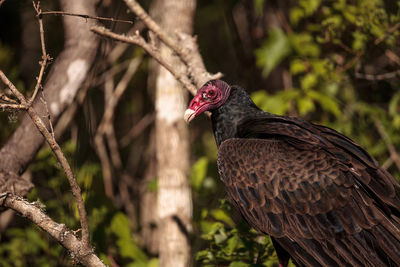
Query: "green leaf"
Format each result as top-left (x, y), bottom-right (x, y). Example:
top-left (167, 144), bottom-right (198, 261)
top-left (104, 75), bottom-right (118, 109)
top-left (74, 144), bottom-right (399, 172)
top-left (352, 31), bottom-right (367, 51)
top-left (254, 0), bottom-right (265, 15)
top-left (110, 212), bottom-right (148, 263)
top-left (289, 33), bottom-right (320, 57)
top-left (225, 235), bottom-right (239, 255)
top-left (196, 250), bottom-right (214, 261)
top-left (297, 97), bottom-right (315, 115)
top-left (290, 7), bottom-right (304, 25)
top-left (255, 28), bottom-right (291, 77)
top-left (251, 89), bottom-right (300, 115)
top-left (300, 73), bottom-right (318, 90)
top-left (308, 90), bottom-right (341, 117)
top-left (210, 209), bottom-right (236, 227)
top-left (299, 0), bottom-right (321, 16)
top-left (229, 262), bottom-right (250, 267)
top-left (389, 91), bottom-right (400, 116)
top-left (190, 157), bottom-right (208, 190)
top-left (214, 228), bottom-right (228, 245)
top-left (290, 59), bottom-right (307, 75)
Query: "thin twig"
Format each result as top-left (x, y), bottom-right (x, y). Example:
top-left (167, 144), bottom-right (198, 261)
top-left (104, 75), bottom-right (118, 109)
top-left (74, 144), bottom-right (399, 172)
top-left (0, 70), bottom-right (91, 250)
top-left (104, 58), bottom-right (142, 168)
top-left (0, 193), bottom-right (105, 267)
top-left (0, 93), bottom-right (18, 104)
top-left (91, 26), bottom-right (197, 95)
top-left (0, 0), bottom-right (6, 7)
top-left (123, 0), bottom-right (185, 60)
top-left (120, 113), bottom-right (155, 147)
top-left (0, 103), bottom-right (27, 110)
top-left (385, 50), bottom-right (400, 67)
top-left (0, 71), bottom-right (27, 104)
top-left (30, 1), bottom-right (52, 105)
top-left (336, 51), bottom-right (363, 74)
top-left (40, 11), bottom-right (134, 24)
top-left (355, 69), bottom-right (400, 81)
top-left (94, 132), bottom-right (113, 197)
top-left (40, 91), bottom-right (55, 140)
top-left (95, 57), bottom-right (142, 197)
top-left (375, 21), bottom-right (400, 45)
top-left (123, 0), bottom-right (217, 88)
top-left (373, 119), bottom-right (400, 171)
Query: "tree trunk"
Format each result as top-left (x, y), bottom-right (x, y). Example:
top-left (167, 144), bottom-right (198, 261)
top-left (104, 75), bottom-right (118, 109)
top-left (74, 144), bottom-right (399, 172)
top-left (0, 0), bottom-right (99, 195)
top-left (154, 1), bottom-right (196, 266)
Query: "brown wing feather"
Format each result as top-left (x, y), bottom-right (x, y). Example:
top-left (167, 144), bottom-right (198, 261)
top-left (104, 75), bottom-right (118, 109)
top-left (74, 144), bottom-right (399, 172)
top-left (217, 138), bottom-right (400, 266)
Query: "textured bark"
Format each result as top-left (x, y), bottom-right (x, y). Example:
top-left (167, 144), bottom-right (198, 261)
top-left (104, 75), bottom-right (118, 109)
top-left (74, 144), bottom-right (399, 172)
top-left (0, 0), bottom-right (99, 195)
top-left (139, 0), bottom-right (162, 254)
top-left (154, 1), bottom-right (196, 266)
top-left (1, 194), bottom-right (105, 267)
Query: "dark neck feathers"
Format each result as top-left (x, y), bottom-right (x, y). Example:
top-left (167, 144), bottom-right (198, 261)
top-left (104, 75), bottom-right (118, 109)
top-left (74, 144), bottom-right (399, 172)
top-left (211, 86), bottom-right (262, 147)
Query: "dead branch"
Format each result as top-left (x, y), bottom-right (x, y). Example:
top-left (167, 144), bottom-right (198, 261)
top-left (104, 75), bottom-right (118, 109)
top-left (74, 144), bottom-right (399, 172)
top-left (374, 119), bottom-right (400, 171)
top-left (0, 0), bottom-right (99, 190)
top-left (355, 69), bottom-right (400, 81)
top-left (30, 1), bottom-right (52, 105)
top-left (385, 50), bottom-right (400, 67)
top-left (0, 103), bottom-right (28, 110)
top-left (91, 26), bottom-right (197, 95)
top-left (120, 113), bottom-right (155, 147)
top-left (0, 93), bottom-right (18, 104)
top-left (40, 10), bottom-right (134, 25)
top-left (123, 0), bottom-right (221, 87)
top-left (94, 57), bottom-right (142, 197)
top-left (0, 69), bottom-right (91, 249)
top-left (375, 21), bottom-right (400, 45)
top-left (0, 193), bottom-right (105, 267)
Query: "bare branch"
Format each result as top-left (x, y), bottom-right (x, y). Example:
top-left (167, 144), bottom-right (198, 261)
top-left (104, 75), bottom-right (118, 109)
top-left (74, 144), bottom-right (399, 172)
top-left (123, 0), bottom-right (220, 87)
top-left (0, 193), bottom-right (105, 267)
top-left (374, 119), bottom-right (400, 171)
top-left (375, 21), bottom-right (400, 45)
top-left (385, 50), bottom-right (400, 67)
top-left (91, 26), bottom-right (197, 95)
top-left (0, 0), bottom-right (99, 180)
top-left (123, 0), bottom-right (183, 59)
top-left (0, 70), bottom-right (91, 250)
top-left (40, 10), bottom-right (134, 24)
top-left (0, 71), bottom-right (27, 104)
top-left (120, 113), bottom-right (155, 147)
top-left (30, 1), bottom-right (52, 105)
top-left (0, 103), bottom-right (27, 110)
top-left (94, 57), bottom-right (142, 197)
top-left (0, 93), bottom-right (18, 104)
top-left (355, 69), bottom-right (400, 81)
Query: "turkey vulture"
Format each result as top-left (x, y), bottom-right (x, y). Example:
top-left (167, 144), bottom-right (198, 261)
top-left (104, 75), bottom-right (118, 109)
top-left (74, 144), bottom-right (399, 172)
top-left (184, 80), bottom-right (400, 267)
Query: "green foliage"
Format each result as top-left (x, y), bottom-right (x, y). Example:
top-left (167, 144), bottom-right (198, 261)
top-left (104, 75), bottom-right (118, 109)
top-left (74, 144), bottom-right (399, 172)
top-left (253, 0), bottom-right (400, 180)
top-left (256, 28), bottom-right (291, 77)
top-left (191, 156), bottom-right (209, 191)
top-left (110, 212), bottom-right (152, 266)
top-left (0, 142), bottom-right (155, 267)
top-left (196, 201), bottom-right (280, 267)
top-left (197, 0), bottom-right (400, 266)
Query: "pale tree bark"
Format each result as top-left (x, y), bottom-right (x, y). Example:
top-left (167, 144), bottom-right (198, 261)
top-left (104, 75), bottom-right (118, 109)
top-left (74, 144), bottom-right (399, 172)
top-left (154, 1), bottom-right (196, 266)
top-left (139, 0), bottom-right (162, 255)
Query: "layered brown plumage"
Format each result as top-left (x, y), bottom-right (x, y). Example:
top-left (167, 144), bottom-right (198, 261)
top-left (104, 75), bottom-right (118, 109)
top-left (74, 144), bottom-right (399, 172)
top-left (185, 80), bottom-right (400, 266)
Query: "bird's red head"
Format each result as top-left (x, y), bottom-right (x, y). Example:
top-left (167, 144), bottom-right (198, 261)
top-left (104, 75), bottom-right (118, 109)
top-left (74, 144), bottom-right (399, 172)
top-left (184, 80), bottom-right (231, 123)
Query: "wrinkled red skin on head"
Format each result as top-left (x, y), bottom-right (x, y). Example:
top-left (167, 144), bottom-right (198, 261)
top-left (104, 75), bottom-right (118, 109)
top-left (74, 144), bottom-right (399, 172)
top-left (186, 80), bottom-right (231, 120)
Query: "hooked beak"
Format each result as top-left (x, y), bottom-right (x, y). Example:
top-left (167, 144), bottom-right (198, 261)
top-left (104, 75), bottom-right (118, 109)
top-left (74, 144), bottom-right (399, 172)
top-left (184, 108), bottom-right (196, 124)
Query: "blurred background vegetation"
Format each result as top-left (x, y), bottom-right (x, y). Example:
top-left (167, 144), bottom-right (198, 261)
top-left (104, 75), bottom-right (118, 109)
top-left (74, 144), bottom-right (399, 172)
top-left (0, 0), bottom-right (399, 266)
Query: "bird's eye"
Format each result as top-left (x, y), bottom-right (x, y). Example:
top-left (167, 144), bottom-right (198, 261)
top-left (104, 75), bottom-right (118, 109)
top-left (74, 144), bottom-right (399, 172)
top-left (209, 90), bottom-right (215, 96)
